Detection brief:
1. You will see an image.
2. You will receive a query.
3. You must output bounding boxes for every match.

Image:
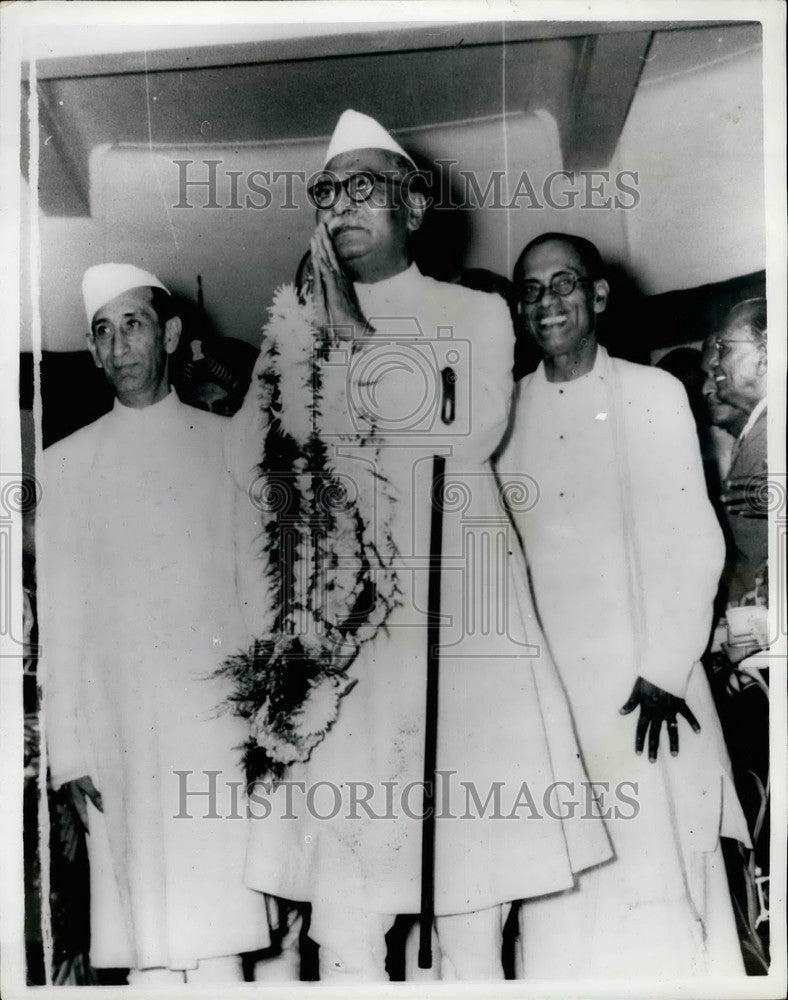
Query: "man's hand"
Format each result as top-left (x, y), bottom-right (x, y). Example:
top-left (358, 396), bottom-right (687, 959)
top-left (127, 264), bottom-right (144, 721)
top-left (619, 677), bottom-right (700, 761)
top-left (310, 223), bottom-right (368, 341)
top-left (721, 474), bottom-right (768, 519)
top-left (63, 774), bottom-right (103, 830)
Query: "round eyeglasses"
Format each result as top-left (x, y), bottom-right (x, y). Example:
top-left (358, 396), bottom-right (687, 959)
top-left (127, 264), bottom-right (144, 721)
top-left (308, 171), bottom-right (400, 210)
top-left (519, 271), bottom-right (592, 305)
top-left (713, 337), bottom-right (760, 360)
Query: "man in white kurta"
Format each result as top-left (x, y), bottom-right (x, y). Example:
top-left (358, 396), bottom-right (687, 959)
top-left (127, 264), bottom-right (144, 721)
top-left (235, 112), bottom-right (613, 982)
top-left (498, 233), bottom-right (750, 977)
top-left (41, 264), bottom-right (269, 983)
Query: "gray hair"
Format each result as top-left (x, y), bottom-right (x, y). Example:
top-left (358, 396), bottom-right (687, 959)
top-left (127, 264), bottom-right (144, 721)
top-left (724, 297), bottom-right (767, 347)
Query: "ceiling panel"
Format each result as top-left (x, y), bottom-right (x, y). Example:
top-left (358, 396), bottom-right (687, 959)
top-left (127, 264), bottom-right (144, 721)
top-left (21, 20), bottom-right (761, 219)
top-left (24, 35), bottom-right (590, 216)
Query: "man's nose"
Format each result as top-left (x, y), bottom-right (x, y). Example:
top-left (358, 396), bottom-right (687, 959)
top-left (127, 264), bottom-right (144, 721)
top-left (331, 183), bottom-right (353, 214)
top-left (111, 329), bottom-right (131, 357)
top-left (539, 285), bottom-right (560, 306)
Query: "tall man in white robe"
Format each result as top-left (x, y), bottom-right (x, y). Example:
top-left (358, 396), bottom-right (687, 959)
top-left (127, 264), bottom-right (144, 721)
top-left (41, 264), bottom-right (270, 984)
top-left (235, 112), bottom-right (613, 982)
top-left (498, 233), bottom-right (751, 977)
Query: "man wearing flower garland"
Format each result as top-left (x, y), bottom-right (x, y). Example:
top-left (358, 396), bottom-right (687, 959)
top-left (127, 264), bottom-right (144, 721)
top-left (40, 264), bottom-right (270, 983)
top-left (234, 111), bottom-right (613, 981)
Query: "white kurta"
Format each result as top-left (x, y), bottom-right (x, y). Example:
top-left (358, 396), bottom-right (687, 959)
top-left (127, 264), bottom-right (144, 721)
top-left (496, 346), bottom-right (750, 977)
top-left (41, 392), bottom-right (269, 970)
top-left (234, 265), bottom-right (613, 925)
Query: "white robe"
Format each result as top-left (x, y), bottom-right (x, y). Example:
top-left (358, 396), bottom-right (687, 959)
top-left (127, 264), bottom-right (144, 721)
top-left (496, 345), bottom-right (750, 977)
top-left (232, 265), bottom-right (613, 923)
top-left (41, 392), bottom-right (269, 970)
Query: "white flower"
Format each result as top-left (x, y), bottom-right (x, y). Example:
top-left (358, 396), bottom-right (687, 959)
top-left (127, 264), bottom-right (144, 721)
top-left (249, 701), bottom-right (271, 742)
top-left (251, 701), bottom-right (302, 765)
top-left (265, 731), bottom-right (302, 766)
top-left (264, 285), bottom-right (317, 446)
top-left (293, 678), bottom-right (340, 738)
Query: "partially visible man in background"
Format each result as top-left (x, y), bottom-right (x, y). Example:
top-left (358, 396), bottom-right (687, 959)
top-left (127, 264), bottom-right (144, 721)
top-left (703, 298), bottom-right (768, 604)
top-left (700, 301), bottom-right (770, 959)
top-left (701, 334), bottom-right (748, 476)
top-left (41, 263), bottom-right (270, 984)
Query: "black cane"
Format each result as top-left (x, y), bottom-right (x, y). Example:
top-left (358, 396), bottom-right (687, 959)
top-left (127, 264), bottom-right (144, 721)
top-left (418, 366), bottom-right (456, 969)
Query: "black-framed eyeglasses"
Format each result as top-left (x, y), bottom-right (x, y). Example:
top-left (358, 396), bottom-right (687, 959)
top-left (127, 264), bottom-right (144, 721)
top-left (308, 170), bottom-right (400, 210)
top-left (713, 337), bottom-right (758, 359)
top-left (518, 271), bottom-right (592, 305)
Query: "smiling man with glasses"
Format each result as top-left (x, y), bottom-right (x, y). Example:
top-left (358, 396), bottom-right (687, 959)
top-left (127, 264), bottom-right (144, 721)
top-left (498, 232), bottom-right (750, 978)
top-left (512, 232), bottom-right (608, 381)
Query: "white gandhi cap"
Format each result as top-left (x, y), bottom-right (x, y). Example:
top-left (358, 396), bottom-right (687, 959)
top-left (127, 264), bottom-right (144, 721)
top-left (323, 109), bottom-right (416, 169)
top-left (82, 263), bottom-right (170, 326)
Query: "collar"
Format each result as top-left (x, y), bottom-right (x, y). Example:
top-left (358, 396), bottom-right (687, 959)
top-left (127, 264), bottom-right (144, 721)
top-left (354, 262), bottom-right (421, 308)
top-left (534, 341), bottom-right (608, 387)
top-left (736, 396), bottom-right (767, 445)
top-left (110, 388), bottom-right (178, 424)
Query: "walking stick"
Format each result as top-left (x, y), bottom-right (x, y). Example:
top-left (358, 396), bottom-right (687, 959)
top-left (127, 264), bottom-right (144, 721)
top-left (418, 366), bottom-right (456, 969)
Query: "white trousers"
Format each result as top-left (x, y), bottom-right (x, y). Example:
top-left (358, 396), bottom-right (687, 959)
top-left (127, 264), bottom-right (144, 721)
top-left (127, 955), bottom-right (244, 985)
top-left (311, 901), bottom-right (510, 982)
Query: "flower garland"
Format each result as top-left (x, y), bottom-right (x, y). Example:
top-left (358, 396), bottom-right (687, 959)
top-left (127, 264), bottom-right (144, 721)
top-left (219, 285), bottom-right (401, 784)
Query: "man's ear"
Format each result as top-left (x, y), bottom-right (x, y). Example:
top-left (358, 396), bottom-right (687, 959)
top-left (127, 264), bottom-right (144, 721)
top-left (756, 338), bottom-right (767, 375)
top-left (592, 278), bottom-right (610, 315)
top-left (86, 334), bottom-right (103, 369)
top-left (164, 316), bottom-right (182, 355)
top-left (405, 190), bottom-right (427, 234)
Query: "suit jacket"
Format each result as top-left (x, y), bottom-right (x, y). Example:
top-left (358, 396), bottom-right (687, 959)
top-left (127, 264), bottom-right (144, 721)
top-left (725, 403), bottom-right (767, 601)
